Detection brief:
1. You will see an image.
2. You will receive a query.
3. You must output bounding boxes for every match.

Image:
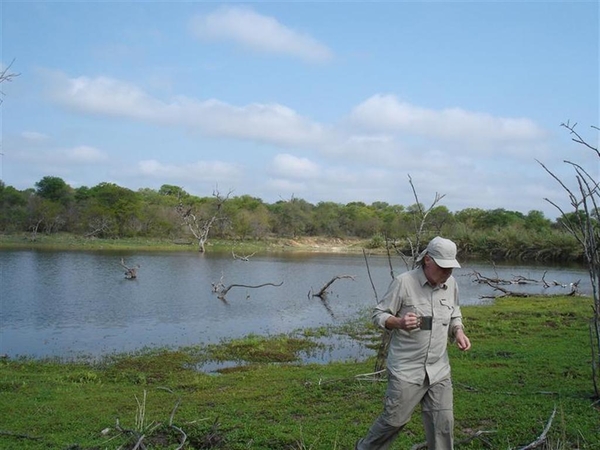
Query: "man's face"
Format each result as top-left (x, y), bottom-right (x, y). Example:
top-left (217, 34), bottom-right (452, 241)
top-left (423, 255), bottom-right (453, 286)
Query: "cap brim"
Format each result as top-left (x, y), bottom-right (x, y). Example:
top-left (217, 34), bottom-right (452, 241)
top-left (432, 257), bottom-right (461, 269)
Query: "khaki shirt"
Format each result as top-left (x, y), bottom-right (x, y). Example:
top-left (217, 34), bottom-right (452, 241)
top-left (373, 266), bottom-right (464, 385)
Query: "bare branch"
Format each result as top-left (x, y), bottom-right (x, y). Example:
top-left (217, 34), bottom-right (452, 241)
top-left (311, 275), bottom-right (356, 298)
top-left (590, 318), bottom-right (600, 396)
top-left (516, 406), bottom-right (556, 450)
top-left (561, 121), bottom-right (600, 157)
top-left (169, 398), bottom-right (182, 426)
top-left (354, 369), bottom-right (386, 382)
top-left (405, 174), bottom-right (446, 268)
top-left (132, 435), bottom-right (146, 450)
top-left (120, 258), bottom-right (140, 279)
top-left (541, 121), bottom-right (599, 397)
top-left (232, 250), bottom-right (256, 261)
top-left (176, 188), bottom-right (233, 253)
top-left (216, 281), bottom-right (283, 300)
top-left (363, 248), bottom-right (379, 303)
top-left (171, 425), bottom-right (187, 450)
top-left (0, 59), bottom-right (20, 105)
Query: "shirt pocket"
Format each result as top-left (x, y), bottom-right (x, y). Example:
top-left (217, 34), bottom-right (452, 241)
top-left (399, 299), bottom-right (431, 318)
top-left (437, 298), bottom-right (454, 326)
top-left (397, 301), bottom-right (415, 318)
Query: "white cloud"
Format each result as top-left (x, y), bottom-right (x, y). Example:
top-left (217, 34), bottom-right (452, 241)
top-left (21, 131), bottom-right (49, 142)
top-left (176, 98), bottom-right (330, 147)
top-left (270, 154), bottom-right (321, 179)
top-left (47, 72), bottom-right (164, 119)
top-left (350, 94), bottom-right (548, 146)
top-left (63, 145), bottom-right (108, 164)
top-left (46, 71), bottom-right (330, 148)
top-left (266, 178), bottom-right (308, 196)
top-left (137, 159), bottom-right (241, 182)
top-left (189, 6), bottom-right (333, 63)
top-left (12, 144), bottom-right (108, 166)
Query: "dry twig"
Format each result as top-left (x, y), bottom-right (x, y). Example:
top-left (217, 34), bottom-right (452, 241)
top-left (516, 406), bottom-right (557, 450)
top-left (354, 369), bottom-right (386, 382)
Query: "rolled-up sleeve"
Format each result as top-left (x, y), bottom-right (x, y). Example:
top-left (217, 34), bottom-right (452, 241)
top-left (448, 282), bottom-right (464, 337)
top-left (372, 276), bottom-right (403, 329)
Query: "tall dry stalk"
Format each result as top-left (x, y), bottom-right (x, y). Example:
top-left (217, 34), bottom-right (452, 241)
top-left (538, 121), bottom-right (600, 398)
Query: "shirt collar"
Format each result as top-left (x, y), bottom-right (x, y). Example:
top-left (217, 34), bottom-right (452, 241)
top-left (417, 266), bottom-right (448, 290)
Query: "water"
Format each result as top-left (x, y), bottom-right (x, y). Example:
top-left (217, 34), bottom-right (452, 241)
top-left (0, 249), bottom-right (591, 362)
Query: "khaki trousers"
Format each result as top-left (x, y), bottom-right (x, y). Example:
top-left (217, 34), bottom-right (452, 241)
top-left (356, 373), bottom-right (454, 450)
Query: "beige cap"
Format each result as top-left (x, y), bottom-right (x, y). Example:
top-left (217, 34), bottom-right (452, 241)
top-left (416, 236), bottom-right (461, 268)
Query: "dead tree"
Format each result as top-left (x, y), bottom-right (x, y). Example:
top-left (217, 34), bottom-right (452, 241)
top-left (470, 269), bottom-right (581, 299)
top-left (176, 189), bottom-right (231, 253)
top-left (538, 121), bottom-right (600, 399)
top-left (120, 258), bottom-right (140, 279)
top-left (388, 175), bottom-right (447, 273)
top-left (29, 219), bottom-right (43, 242)
top-left (85, 216), bottom-right (113, 238)
top-left (310, 275), bottom-right (356, 298)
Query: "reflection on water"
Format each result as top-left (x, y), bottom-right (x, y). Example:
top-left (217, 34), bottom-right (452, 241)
top-left (0, 249), bottom-right (591, 362)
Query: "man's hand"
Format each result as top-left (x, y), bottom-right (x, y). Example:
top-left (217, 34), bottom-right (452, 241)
top-left (455, 328), bottom-right (471, 351)
top-left (386, 313), bottom-right (419, 331)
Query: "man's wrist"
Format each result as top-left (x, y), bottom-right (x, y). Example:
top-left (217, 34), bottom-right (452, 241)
top-left (452, 325), bottom-right (464, 335)
top-left (385, 315), bottom-right (402, 330)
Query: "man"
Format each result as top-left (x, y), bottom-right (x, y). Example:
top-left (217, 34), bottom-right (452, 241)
top-left (356, 236), bottom-right (471, 450)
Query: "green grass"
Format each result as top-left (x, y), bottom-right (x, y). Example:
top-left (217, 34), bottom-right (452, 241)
top-left (0, 296), bottom-right (598, 449)
top-left (0, 233), bottom-right (249, 253)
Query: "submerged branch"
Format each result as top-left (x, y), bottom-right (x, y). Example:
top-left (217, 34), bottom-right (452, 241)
top-left (311, 275), bottom-right (356, 298)
top-left (217, 282), bottom-right (283, 300)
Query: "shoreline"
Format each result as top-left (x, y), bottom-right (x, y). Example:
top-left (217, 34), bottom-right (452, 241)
top-left (0, 233), bottom-right (373, 254)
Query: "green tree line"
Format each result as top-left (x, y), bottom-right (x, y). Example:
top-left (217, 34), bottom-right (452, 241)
top-left (0, 175), bottom-right (588, 262)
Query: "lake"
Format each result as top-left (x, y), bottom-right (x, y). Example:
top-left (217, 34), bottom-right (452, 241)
top-left (0, 249), bottom-right (591, 363)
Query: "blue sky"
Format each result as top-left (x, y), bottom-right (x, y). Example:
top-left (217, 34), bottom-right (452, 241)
top-left (1, 1), bottom-right (598, 219)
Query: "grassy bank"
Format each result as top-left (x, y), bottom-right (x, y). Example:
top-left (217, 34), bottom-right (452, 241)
top-left (1, 296), bottom-right (598, 449)
top-left (0, 233), bottom-right (368, 254)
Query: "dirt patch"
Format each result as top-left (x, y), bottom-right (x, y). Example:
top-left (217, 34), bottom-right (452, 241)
top-left (278, 237), bottom-right (366, 253)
